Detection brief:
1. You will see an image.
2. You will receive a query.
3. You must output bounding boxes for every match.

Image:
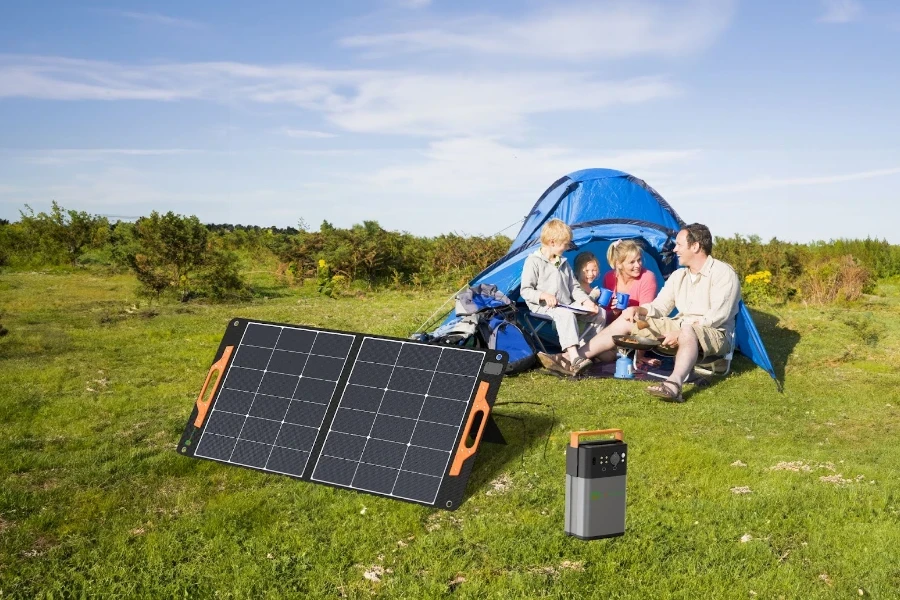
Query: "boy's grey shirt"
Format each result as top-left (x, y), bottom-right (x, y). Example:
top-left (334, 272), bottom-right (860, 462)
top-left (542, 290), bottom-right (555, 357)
top-left (520, 249), bottom-right (591, 311)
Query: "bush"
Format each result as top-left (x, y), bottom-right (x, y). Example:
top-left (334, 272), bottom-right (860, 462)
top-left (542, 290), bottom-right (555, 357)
top-left (798, 256), bottom-right (873, 305)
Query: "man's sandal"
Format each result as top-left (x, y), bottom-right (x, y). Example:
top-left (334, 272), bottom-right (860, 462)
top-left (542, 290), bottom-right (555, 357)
top-left (646, 380), bottom-right (684, 403)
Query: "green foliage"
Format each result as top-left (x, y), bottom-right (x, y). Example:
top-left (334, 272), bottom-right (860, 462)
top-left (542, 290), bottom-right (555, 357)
top-left (715, 235), bottom-right (889, 305)
top-left (128, 212), bottom-right (210, 301)
top-left (12, 202), bottom-right (109, 266)
top-left (278, 221), bottom-right (510, 288)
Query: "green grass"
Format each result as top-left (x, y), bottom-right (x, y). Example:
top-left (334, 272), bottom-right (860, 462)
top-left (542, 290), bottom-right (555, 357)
top-left (1, 269), bottom-right (899, 598)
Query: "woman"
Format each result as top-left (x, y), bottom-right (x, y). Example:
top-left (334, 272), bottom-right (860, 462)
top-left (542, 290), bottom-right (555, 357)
top-left (602, 239), bottom-right (660, 368)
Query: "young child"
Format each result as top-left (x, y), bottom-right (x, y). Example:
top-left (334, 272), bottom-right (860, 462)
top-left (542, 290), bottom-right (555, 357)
top-left (574, 251), bottom-right (602, 300)
top-left (520, 220), bottom-right (605, 377)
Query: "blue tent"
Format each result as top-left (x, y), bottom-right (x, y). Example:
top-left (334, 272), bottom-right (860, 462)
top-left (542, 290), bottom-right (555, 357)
top-left (454, 168), bottom-right (779, 389)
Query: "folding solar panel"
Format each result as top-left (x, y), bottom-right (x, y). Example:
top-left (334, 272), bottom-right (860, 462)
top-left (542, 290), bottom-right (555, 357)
top-left (178, 318), bottom-right (508, 509)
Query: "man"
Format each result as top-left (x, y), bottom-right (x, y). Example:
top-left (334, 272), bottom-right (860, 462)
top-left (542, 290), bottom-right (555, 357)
top-left (574, 223), bottom-right (740, 402)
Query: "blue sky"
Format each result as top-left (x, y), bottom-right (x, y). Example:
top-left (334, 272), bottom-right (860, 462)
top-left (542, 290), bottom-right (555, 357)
top-left (1, 0), bottom-right (898, 242)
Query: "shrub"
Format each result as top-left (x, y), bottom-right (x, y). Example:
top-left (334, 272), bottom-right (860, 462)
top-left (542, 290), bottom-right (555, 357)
top-left (798, 256), bottom-right (873, 305)
top-left (742, 270), bottom-right (774, 306)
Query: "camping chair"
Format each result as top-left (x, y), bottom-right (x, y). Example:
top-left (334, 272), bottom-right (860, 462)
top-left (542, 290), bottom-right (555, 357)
top-left (642, 328), bottom-right (736, 384)
top-left (518, 308), bottom-right (595, 354)
top-left (691, 328), bottom-right (737, 379)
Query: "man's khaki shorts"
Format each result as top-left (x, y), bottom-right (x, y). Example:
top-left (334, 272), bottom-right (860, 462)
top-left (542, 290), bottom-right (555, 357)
top-left (631, 317), bottom-right (730, 359)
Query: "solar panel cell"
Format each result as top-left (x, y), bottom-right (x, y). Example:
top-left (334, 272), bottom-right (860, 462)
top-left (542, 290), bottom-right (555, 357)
top-left (388, 366), bottom-right (433, 394)
top-left (348, 361), bottom-right (394, 388)
top-left (266, 446), bottom-right (308, 476)
top-left (340, 385), bottom-right (384, 412)
top-left (356, 338), bottom-right (402, 365)
top-left (392, 470), bottom-right (441, 503)
top-left (303, 355), bottom-right (345, 381)
top-left (215, 388), bottom-right (255, 414)
top-left (283, 400), bottom-right (328, 428)
top-left (257, 371), bottom-right (298, 398)
top-left (378, 390), bottom-right (425, 419)
top-left (361, 438), bottom-right (407, 469)
top-left (275, 423), bottom-right (318, 451)
top-left (370, 414), bottom-right (416, 444)
top-left (205, 411), bottom-right (244, 437)
top-left (396, 343), bottom-right (442, 370)
top-left (239, 417), bottom-right (281, 445)
top-left (314, 455), bottom-right (357, 485)
top-left (411, 421), bottom-right (458, 451)
top-left (247, 394), bottom-right (290, 421)
top-left (428, 372), bottom-right (476, 401)
top-left (231, 439), bottom-right (270, 468)
top-left (194, 432), bottom-right (237, 460)
top-left (419, 397), bottom-right (467, 426)
top-left (321, 432), bottom-right (367, 461)
top-left (330, 408), bottom-right (376, 437)
top-left (242, 323), bottom-right (280, 348)
top-left (232, 345), bottom-right (272, 370)
top-left (275, 328), bottom-right (316, 353)
top-left (311, 333), bottom-right (353, 359)
top-left (353, 463), bottom-right (399, 495)
top-left (401, 445), bottom-right (448, 477)
top-left (224, 367), bottom-right (265, 393)
top-left (436, 349), bottom-right (484, 376)
top-left (292, 377), bottom-right (336, 403)
top-left (267, 350), bottom-right (308, 376)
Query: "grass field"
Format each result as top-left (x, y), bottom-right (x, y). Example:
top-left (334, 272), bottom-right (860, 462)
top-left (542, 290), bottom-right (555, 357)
top-left (1, 269), bottom-right (899, 598)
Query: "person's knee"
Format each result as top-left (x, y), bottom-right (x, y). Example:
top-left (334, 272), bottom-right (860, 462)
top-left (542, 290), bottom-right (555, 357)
top-left (678, 326), bottom-right (698, 345)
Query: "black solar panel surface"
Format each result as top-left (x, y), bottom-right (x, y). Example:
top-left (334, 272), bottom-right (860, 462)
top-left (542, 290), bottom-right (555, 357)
top-left (180, 319), bottom-right (506, 508)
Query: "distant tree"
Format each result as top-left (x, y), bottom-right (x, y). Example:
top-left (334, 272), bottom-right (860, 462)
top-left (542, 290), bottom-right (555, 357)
top-left (18, 202), bottom-right (109, 265)
top-left (129, 211), bottom-right (209, 301)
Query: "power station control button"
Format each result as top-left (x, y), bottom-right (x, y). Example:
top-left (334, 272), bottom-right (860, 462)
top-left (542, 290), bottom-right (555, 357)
top-left (610, 452), bottom-right (620, 466)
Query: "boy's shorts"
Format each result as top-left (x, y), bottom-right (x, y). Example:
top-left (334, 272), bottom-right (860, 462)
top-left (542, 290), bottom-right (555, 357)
top-left (631, 317), bottom-right (730, 359)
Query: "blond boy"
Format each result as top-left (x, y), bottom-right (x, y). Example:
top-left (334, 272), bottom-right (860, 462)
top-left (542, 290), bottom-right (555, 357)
top-left (520, 219), bottom-right (605, 376)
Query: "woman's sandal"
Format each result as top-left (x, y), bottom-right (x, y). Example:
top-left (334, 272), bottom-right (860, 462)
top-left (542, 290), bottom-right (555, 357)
top-left (646, 380), bottom-right (684, 403)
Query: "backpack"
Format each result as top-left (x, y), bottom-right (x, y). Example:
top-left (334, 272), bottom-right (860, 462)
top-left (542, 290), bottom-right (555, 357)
top-left (421, 285), bottom-right (536, 374)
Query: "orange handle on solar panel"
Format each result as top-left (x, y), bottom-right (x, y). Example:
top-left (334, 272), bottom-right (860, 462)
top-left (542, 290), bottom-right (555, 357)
top-left (570, 429), bottom-right (623, 448)
top-left (449, 381), bottom-right (491, 476)
top-left (194, 345), bottom-right (234, 428)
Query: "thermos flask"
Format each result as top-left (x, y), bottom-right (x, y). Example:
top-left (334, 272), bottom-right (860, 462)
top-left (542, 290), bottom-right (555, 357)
top-left (565, 429), bottom-right (627, 539)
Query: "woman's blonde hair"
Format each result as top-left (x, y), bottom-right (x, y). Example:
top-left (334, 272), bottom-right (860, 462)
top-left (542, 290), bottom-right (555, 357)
top-left (606, 239), bottom-right (642, 269)
top-left (540, 219), bottom-right (572, 246)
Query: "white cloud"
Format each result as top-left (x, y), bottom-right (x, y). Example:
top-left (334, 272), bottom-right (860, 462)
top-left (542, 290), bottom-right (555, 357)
top-left (278, 128), bottom-right (337, 139)
top-left (673, 166), bottom-right (900, 196)
top-left (360, 137), bottom-right (697, 210)
top-left (103, 10), bottom-right (206, 29)
top-left (0, 55), bottom-right (677, 138)
top-left (4, 148), bottom-right (199, 165)
top-left (818, 0), bottom-right (863, 23)
top-left (341, 0), bottom-right (737, 61)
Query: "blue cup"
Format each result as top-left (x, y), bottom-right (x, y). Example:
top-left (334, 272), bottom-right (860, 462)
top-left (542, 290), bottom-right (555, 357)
top-left (614, 292), bottom-right (630, 310)
top-left (597, 287), bottom-right (614, 307)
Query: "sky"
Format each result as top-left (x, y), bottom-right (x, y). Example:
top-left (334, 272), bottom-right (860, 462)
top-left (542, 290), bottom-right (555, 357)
top-left (1, 0), bottom-right (899, 243)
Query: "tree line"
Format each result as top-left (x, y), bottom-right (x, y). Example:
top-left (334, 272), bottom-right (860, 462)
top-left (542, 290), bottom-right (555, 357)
top-left (1, 203), bottom-right (897, 305)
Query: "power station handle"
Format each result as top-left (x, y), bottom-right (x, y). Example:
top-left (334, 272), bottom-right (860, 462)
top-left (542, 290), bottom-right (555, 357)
top-left (449, 381), bottom-right (491, 476)
top-left (194, 345), bottom-right (234, 428)
top-left (570, 428), bottom-right (623, 448)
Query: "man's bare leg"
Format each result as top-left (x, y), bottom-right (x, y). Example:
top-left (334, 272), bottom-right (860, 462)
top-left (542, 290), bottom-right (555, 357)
top-left (668, 325), bottom-right (700, 384)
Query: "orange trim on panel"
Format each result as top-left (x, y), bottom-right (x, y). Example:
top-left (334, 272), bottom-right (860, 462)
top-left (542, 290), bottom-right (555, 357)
top-left (449, 381), bottom-right (491, 476)
top-left (570, 429), bottom-right (623, 448)
top-left (194, 345), bottom-right (235, 428)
